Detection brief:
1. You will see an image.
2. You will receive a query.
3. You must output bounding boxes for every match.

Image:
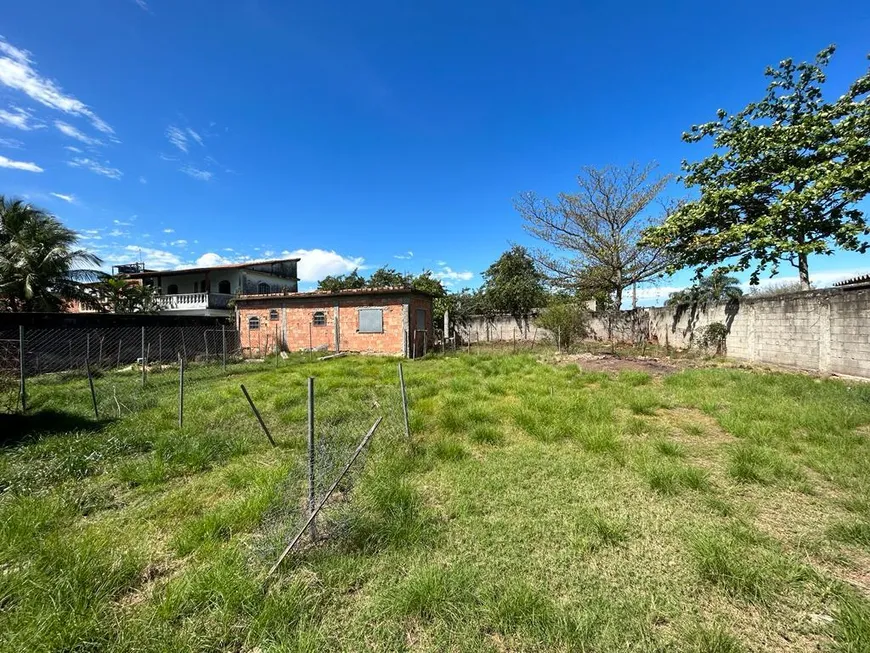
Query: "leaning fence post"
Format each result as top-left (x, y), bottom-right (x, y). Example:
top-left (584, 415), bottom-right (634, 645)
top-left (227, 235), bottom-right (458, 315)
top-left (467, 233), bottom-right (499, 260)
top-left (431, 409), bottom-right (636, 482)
top-left (178, 353), bottom-right (184, 428)
top-left (240, 384), bottom-right (276, 446)
top-left (398, 363), bottom-right (411, 441)
top-left (140, 326), bottom-right (146, 386)
top-left (307, 377), bottom-right (317, 542)
top-left (86, 359), bottom-right (99, 419)
top-left (222, 325), bottom-right (227, 372)
top-left (19, 325), bottom-right (26, 413)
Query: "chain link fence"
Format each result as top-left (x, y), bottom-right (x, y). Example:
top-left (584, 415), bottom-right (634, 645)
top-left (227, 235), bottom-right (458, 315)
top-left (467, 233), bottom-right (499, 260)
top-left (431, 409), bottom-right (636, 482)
top-left (0, 324), bottom-right (294, 416)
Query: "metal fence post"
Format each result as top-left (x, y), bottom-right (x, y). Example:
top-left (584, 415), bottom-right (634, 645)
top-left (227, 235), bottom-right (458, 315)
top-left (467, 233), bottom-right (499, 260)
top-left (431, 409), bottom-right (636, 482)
top-left (222, 325), bottom-right (227, 372)
top-left (86, 359), bottom-right (99, 419)
top-left (307, 377), bottom-right (317, 542)
top-left (19, 325), bottom-right (26, 413)
top-left (398, 363), bottom-right (411, 441)
top-left (178, 353), bottom-right (184, 428)
top-left (141, 326), bottom-right (146, 386)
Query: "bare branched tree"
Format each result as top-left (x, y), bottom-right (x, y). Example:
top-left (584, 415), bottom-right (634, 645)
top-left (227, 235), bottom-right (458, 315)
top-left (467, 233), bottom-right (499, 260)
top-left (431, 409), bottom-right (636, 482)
top-left (515, 163), bottom-right (674, 309)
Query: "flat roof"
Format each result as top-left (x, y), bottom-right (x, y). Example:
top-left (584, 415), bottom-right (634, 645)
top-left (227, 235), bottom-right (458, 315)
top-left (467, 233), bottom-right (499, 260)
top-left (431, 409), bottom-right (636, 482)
top-left (235, 286), bottom-right (434, 302)
top-left (124, 256), bottom-right (301, 279)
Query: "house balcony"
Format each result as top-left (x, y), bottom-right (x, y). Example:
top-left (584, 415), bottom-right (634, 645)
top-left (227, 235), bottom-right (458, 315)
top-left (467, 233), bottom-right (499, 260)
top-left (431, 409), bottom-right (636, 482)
top-left (155, 292), bottom-right (234, 315)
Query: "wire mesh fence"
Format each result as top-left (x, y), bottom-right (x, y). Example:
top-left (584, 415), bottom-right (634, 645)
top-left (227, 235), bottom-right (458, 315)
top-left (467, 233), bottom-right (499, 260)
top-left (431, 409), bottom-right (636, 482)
top-left (0, 324), bottom-right (295, 416)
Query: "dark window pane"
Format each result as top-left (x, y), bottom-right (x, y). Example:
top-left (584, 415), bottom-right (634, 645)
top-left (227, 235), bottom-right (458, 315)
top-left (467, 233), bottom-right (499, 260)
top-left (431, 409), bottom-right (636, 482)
top-left (249, 316), bottom-right (260, 330)
top-left (313, 311), bottom-right (326, 326)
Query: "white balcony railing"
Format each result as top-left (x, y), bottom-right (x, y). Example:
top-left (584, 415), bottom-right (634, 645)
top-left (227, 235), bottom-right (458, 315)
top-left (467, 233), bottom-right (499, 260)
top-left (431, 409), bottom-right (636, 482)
top-left (155, 292), bottom-right (233, 311)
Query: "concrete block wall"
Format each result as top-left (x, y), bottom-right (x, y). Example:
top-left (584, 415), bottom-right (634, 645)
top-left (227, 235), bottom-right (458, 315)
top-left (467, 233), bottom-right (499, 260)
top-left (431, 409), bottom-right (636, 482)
top-left (640, 287), bottom-right (870, 378)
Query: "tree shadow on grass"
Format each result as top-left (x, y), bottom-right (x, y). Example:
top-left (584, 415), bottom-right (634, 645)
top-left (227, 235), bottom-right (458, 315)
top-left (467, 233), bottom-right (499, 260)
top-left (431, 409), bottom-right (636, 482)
top-left (0, 409), bottom-right (112, 447)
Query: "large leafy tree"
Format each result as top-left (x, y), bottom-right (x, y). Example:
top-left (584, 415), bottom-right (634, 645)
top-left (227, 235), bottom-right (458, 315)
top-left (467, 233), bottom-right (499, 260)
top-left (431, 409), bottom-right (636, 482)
top-left (479, 246), bottom-right (547, 318)
top-left (0, 197), bottom-right (102, 312)
top-left (665, 271), bottom-right (743, 307)
top-left (316, 268), bottom-right (366, 292)
top-left (516, 163), bottom-right (673, 309)
top-left (93, 276), bottom-right (159, 313)
top-left (645, 46), bottom-right (870, 289)
top-left (368, 266), bottom-right (410, 288)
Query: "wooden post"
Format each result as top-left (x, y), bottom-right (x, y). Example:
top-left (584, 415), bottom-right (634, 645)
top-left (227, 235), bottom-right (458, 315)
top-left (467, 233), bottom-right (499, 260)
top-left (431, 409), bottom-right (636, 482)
top-left (241, 384), bottom-right (277, 446)
top-left (117, 337), bottom-right (123, 368)
top-left (222, 325), bottom-right (227, 372)
top-left (275, 324), bottom-right (279, 369)
top-left (204, 332), bottom-right (210, 361)
top-left (178, 353), bottom-right (184, 428)
top-left (141, 327), bottom-right (146, 386)
top-left (398, 363), bottom-right (411, 441)
top-left (307, 377), bottom-right (317, 541)
top-left (19, 326), bottom-right (26, 413)
top-left (86, 359), bottom-right (99, 419)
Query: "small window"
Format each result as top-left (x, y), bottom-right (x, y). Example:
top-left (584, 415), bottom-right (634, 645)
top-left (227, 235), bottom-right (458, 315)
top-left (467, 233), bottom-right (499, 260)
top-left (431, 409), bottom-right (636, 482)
top-left (313, 311), bottom-right (326, 326)
top-left (167, 284), bottom-right (178, 295)
top-left (218, 280), bottom-right (231, 294)
top-left (416, 308), bottom-right (426, 329)
top-left (269, 309), bottom-right (279, 321)
top-left (359, 308), bottom-right (383, 333)
top-left (258, 282), bottom-right (270, 294)
top-left (248, 316), bottom-right (260, 330)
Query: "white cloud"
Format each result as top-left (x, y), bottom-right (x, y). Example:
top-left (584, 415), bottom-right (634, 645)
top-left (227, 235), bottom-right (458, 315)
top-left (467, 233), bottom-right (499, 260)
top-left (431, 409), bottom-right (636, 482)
top-left (280, 248), bottom-right (365, 282)
top-left (67, 157), bottom-right (122, 179)
top-left (138, 175), bottom-right (147, 184)
top-left (113, 218), bottom-right (134, 226)
top-left (394, 250), bottom-right (414, 260)
top-left (54, 120), bottom-right (101, 145)
top-left (0, 36), bottom-right (113, 134)
top-left (0, 154), bottom-right (42, 172)
top-left (0, 136), bottom-right (23, 148)
top-left (169, 239), bottom-right (188, 247)
top-left (435, 266), bottom-right (474, 282)
top-left (64, 145), bottom-right (82, 153)
top-left (0, 106), bottom-right (41, 130)
top-left (193, 252), bottom-right (232, 267)
top-left (165, 125), bottom-right (188, 152)
top-left (50, 192), bottom-right (75, 203)
top-left (133, 0), bottom-right (150, 11)
top-left (108, 229), bottom-right (127, 237)
top-left (125, 246), bottom-right (181, 269)
top-left (187, 127), bottom-right (203, 146)
top-left (163, 228), bottom-right (174, 233)
top-left (180, 165), bottom-right (212, 181)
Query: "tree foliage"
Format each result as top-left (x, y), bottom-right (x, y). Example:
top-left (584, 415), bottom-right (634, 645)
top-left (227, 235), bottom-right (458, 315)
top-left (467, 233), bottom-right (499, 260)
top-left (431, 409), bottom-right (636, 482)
top-left (0, 197), bottom-right (102, 312)
top-left (665, 271), bottom-right (743, 307)
top-left (316, 268), bottom-right (366, 292)
top-left (516, 163), bottom-right (673, 309)
top-left (368, 266), bottom-right (410, 288)
top-left (93, 276), bottom-right (159, 313)
top-left (479, 246), bottom-right (547, 318)
top-left (534, 302), bottom-right (588, 351)
top-left (644, 46), bottom-right (870, 289)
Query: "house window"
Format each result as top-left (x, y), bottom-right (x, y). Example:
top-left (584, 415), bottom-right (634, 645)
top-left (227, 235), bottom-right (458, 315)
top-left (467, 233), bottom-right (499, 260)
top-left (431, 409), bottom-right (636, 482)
top-left (358, 308), bottom-right (383, 333)
top-left (416, 308), bottom-right (427, 329)
top-left (218, 280), bottom-right (231, 294)
top-left (258, 282), bottom-right (270, 294)
top-left (269, 309), bottom-right (279, 321)
top-left (248, 316), bottom-right (260, 330)
top-left (167, 284), bottom-right (179, 295)
top-left (313, 311), bottom-right (326, 326)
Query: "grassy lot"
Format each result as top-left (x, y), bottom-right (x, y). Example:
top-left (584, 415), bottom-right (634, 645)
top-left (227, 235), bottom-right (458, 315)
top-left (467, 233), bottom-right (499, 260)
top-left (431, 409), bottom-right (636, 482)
top-left (1, 352), bottom-right (870, 652)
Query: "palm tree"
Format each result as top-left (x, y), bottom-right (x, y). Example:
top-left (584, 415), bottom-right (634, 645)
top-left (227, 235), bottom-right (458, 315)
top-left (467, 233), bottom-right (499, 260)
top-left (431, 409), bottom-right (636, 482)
top-left (666, 271), bottom-right (743, 307)
top-left (0, 196), bottom-right (103, 312)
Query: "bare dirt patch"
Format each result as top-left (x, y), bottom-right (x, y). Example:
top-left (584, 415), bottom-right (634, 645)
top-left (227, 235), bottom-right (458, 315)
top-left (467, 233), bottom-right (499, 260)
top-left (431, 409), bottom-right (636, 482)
top-left (554, 352), bottom-right (680, 376)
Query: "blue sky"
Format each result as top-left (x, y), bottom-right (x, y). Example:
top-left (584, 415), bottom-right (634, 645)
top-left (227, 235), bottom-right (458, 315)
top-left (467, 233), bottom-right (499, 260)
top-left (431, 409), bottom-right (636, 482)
top-left (1, 0), bottom-right (868, 303)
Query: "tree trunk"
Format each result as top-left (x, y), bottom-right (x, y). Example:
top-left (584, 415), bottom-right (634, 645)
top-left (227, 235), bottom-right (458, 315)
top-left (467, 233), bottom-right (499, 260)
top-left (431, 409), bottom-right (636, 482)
top-left (614, 286), bottom-right (623, 311)
top-left (798, 253), bottom-right (810, 290)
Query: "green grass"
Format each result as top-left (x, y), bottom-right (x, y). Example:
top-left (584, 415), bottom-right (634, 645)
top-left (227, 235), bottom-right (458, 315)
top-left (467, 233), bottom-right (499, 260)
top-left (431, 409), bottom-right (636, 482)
top-left (2, 352), bottom-right (870, 651)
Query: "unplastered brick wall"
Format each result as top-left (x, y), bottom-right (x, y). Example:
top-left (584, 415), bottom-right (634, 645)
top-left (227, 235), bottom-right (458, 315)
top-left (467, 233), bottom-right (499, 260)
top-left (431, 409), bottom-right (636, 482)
top-left (640, 287), bottom-right (870, 378)
top-left (237, 293), bottom-right (432, 358)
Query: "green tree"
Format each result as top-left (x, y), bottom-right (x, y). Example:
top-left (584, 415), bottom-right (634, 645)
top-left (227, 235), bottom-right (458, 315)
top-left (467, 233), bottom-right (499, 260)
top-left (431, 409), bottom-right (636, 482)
top-left (93, 276), bottom-right (159, 313)
top-left (516, 163), bottom-right (673, 309)
top-left (409, 271), bottom-right (449, 323)
top-left (368, 266), bottom-right (410, 288)
top-left (479, 246), bottom-right (547, 318)
top-left (534, 302), bottom-right (588, 351)
top-left (644, 46), bottom-right (870, 290)
top-left (665, 272), bottom-right (743, 307)
top-left (317, 268), bottom-right (366, 292)
top-left (0, 197), bottom-right (102, 312)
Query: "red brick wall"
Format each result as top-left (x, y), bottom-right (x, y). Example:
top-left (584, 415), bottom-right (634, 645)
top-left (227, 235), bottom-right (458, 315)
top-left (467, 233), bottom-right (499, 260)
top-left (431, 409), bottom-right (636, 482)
top-left (237, 293), bottom-right (432, 357)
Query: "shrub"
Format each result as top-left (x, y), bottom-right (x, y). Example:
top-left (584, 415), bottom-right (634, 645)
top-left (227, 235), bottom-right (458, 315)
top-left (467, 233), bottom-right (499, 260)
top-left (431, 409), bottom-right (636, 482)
top-left (534, 303), bottom-right (589, 351)
top-left (698, 322), bottom-right (729, 354)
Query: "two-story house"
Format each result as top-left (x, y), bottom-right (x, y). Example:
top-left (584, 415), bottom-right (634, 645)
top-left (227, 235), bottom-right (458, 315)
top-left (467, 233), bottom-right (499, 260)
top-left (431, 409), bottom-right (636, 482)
top-left (121, 257), bottom-right (300, 317)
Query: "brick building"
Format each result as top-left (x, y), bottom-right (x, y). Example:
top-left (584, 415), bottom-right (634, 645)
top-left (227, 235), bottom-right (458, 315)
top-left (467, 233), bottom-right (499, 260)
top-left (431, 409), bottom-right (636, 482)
top-left (235, 287), bottom-right (434, 358)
